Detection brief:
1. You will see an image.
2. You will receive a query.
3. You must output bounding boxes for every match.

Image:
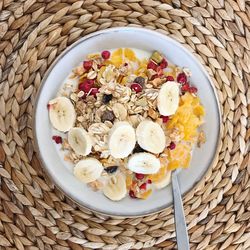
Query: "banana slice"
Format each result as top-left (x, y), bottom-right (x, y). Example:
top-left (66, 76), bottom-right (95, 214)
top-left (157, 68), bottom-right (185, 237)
top-left (74, 158), bottom-right (103, 183)
top-left (49, 96), bottom-right (76, 132)
top-left (154, 170), bottom-right (171, 189)
top-left (157, 81), bottom-right (180, 116)
top-left (136, 120), bottom-right (166, 154)
top-left (103, 174), bottom-right (127, 201)
top-left (68, 127), bottom-right (93, 156)
top-left (127, 153), bottom-right (161, 174)
top-left (108, 121), bottom-right (136, 158)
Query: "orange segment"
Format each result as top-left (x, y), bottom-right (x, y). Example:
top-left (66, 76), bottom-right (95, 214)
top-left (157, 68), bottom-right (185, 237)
top-left (193, 105), bottom-right (205, 116)
top-left (139, 189), bottom-right (152, 199)
top-left (110, 48), bottom-right (123, 67)
top-left (110, 48), bottom-right (139, 68)
top-left (126, 175), bottom-right (133, 188)
top-left (124, 48), bottom-right (136, 61)
top-left (166, 92), bottom-right (205, 142)
top-left (149, 166), bottom-right (168, 182)
top-left (167, 143), bottom-right (192, 170)
top-left (168, 160), bottom-right (180, 170)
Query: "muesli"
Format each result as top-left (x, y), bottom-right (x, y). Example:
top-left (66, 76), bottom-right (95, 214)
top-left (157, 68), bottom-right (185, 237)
top-left (48, 48), bottom-right (205, 200)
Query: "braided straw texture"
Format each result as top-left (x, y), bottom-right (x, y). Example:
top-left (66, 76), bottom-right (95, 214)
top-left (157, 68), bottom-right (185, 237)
top-left (0, 0), bottom-right (249, 249)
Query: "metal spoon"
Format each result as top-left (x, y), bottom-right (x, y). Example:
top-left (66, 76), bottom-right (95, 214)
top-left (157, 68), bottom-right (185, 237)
top-left (171, 170), bottom-right (190, 250)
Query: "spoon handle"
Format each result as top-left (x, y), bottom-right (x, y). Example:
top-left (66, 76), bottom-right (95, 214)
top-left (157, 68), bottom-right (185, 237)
top-left (172, 171), bottom-right (190, 250)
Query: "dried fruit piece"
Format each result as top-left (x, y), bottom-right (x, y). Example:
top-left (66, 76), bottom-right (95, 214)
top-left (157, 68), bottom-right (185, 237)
top-left (90, 88), bottom-right (99, 97)
top-left (181, 83), bottom-right (190, 92)
top-left (52, 135), bottom-right (62, 144)
top-left (166, 75), bottom-right (174, 81)
top-left (147, 60), bottom-right (157, 70)
top-left (105, 166), bottom-right (118, 174)
top-left (168, 142), bottom-right (176, 150)
top-left (177, 72), bottom-right (187, 84)
top-left (129, 190), bottom-right (136, 198)
top-left (131, 83), bottom-right (143, 93)
top-left (139, 183), bottom-right (147, 190)
top-left (160, 115), bottom-right (169, 123)
top-left (101, 110), bottom-right (115, 123)
top-left (160, 58), bottom-right (168, 69)
top-left (156, 66), bottom-right (164, 76)
top-left (102, 94), bottom-right (113, 104)
top-left (189, 86), bottom-right (198, 93)
top-left (101, 50), bottom-right (111, 59)
top-left (150, 51), bottom-right (163, 64)
top-left (79, 79), bottom-right (94, 93)
top-left (83, 60), bottom-right (93, 71)
top-left (134, 76), bottom-right (145, 86)
top-left (135, 173), bottom-right (145, 180)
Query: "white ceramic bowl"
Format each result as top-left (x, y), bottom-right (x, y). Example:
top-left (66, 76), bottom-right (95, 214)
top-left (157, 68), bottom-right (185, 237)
top-left (34, 27), bottom-right (221, 217)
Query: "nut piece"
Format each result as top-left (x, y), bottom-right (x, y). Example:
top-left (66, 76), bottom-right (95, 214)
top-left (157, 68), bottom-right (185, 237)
top-left (151, 77), bottom-right (162, 88)
top-left (148, 108), bottom-right (158, 120)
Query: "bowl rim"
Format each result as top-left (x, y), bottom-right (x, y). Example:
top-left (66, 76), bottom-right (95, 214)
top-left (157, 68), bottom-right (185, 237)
top-left (32, 26), bottom-right (222, 218)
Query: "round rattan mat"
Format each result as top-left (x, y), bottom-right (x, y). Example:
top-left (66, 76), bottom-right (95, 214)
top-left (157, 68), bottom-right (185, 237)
top-left (0, 1), bottom-right (249, 249)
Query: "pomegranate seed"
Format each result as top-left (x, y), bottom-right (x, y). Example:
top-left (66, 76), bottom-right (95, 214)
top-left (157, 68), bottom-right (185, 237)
top-left (160, 115), bottom-right (169, 123)
top-left (90, 87), bottom-right (99, 97)
top-left (124, 63), bottom-right (128, 66)
top-left (101, 50), bottom-right (111, 60)
top-left (83, 60), bottom-right (93, 71)
top-left (160, 58), bottom-right (168, 69)
top-left (47, 104), bottom-right (51, 109)
top-left (166, 76), bottom-right (174, 81)
top-left (147, 60), bottom-right (157, 70)
top-left (181, 83), bottom-right (190, 92)
top-left (168, 142), bottom-right (176, 150)
top-left (78, 79), bottom-right (94, 93)
top-left (189, 86), bottom-right (198, 93)
top-left (139, 183), bottom-right (147, 190)
top-left (129, 190), bottom-right (136, 198)
top-left (147, 179), bottom-right (152, 184)
top-left (177, 72), bottom-right (187, 84)
top-left (52, 136), bottom-right (62, 144)
top-left (131, 83), bottom-right (143, 93)
top-left (135, 173), bottom-right (145, 180)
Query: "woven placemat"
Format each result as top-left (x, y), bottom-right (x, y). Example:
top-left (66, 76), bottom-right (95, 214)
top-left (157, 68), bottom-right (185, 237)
top-left (0, 0), bottom-right (249, 249)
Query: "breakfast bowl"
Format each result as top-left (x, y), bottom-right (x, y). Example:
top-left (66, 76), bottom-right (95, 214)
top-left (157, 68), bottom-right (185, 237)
top-left (33, 27), bottom-right (221, 217)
